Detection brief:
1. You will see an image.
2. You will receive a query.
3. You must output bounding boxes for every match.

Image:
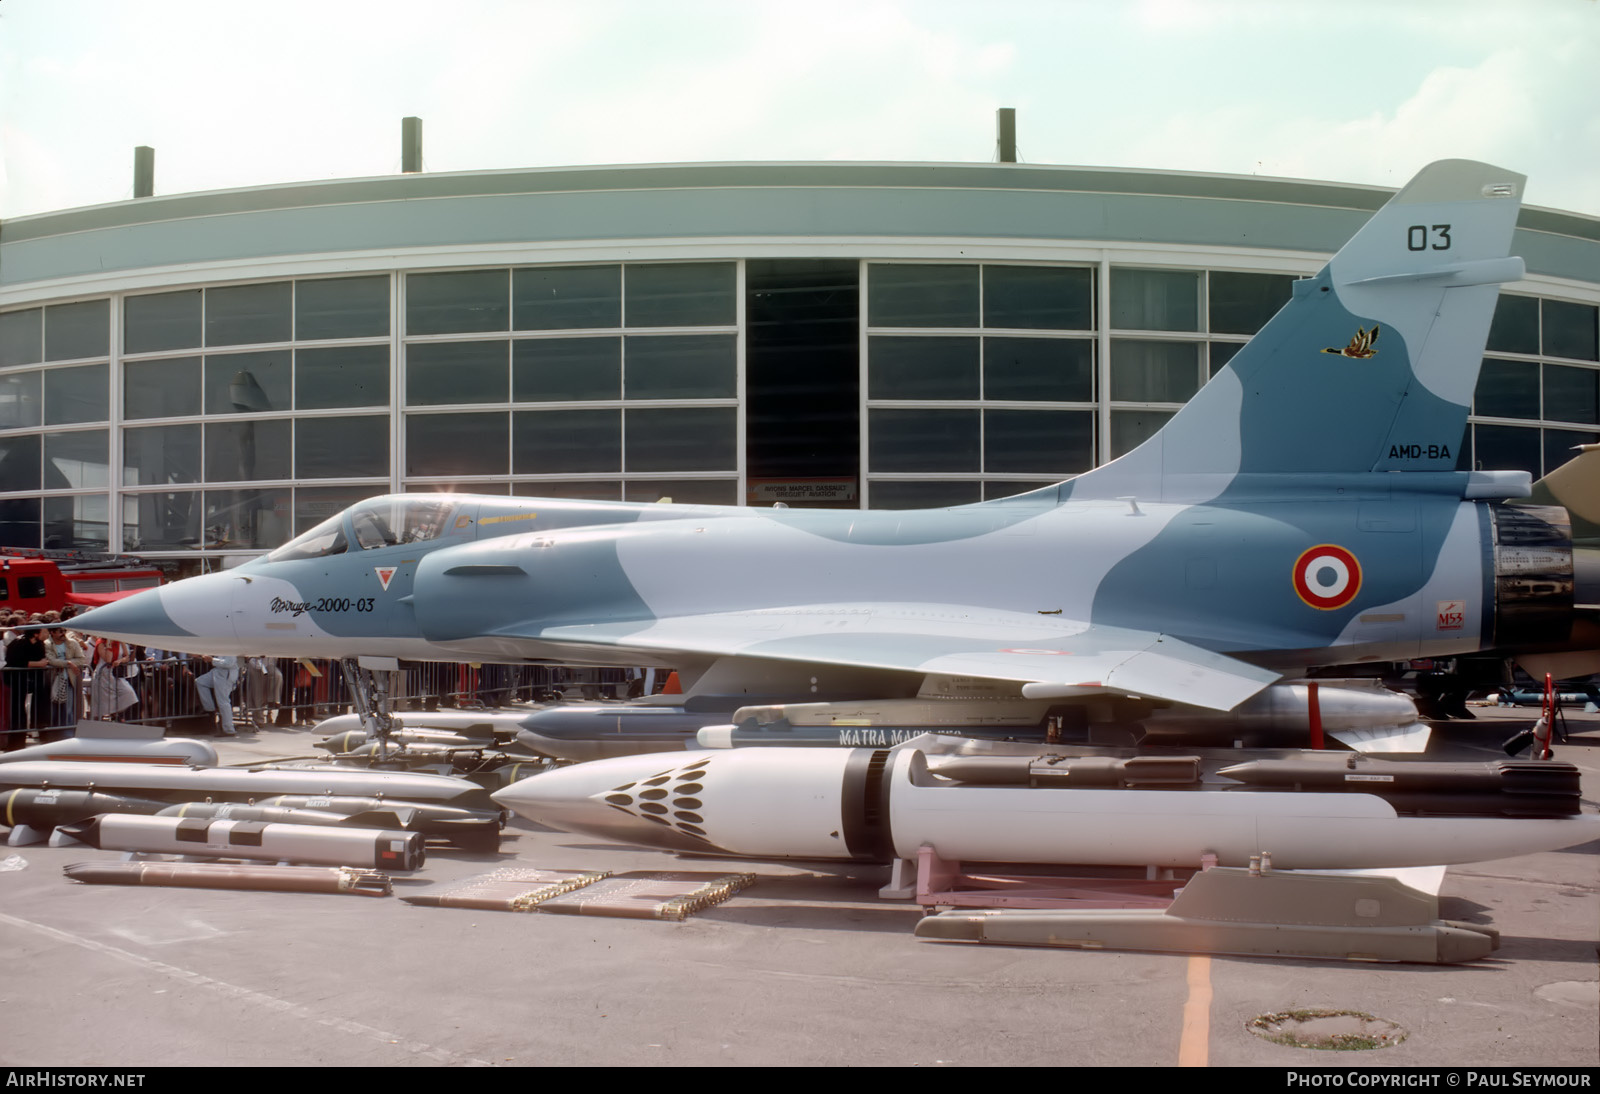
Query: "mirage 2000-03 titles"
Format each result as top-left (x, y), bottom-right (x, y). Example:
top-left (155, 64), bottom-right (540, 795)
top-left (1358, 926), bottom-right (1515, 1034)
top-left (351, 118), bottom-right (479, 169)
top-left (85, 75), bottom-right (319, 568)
top-left (72, 160), bottom-right (1600, 766)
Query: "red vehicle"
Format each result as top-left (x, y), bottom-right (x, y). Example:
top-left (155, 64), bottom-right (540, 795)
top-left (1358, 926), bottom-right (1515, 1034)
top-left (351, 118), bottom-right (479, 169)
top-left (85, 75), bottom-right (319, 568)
top-left (0, 551), bottom-right (163, 615)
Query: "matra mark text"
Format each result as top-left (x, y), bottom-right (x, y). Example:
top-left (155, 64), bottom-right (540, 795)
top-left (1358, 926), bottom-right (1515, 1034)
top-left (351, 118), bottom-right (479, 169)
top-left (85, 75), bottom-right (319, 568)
top-left (269, 596), bottom-right (377, 617)
top-left (1389, 443), bottom-right (1450, 460)
top-left (836, 728), bottom-right (924, 746)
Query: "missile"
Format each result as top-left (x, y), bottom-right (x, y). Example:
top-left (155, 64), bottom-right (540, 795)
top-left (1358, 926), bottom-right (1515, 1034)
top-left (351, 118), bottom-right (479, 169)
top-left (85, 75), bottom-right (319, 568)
top-left (257, 794), bottom-right (505, 850)
top-left (64, 861), bottom-right (393, 897)
top-left (0, 785), bottom-right (500, 851)
top-left (0, 760), bottom-right (498, 811)
top-left (516, 705), bottom-right (718, 761)
top-left (697, 681), bottom-right (1430, 753)
top-left (1217, 757), bottom-right (1583, 817)
top-left (259, 794), bottom-right (502, 830)
top-left (312, 739), bottom-right (518, 779)
top-left (311, 711), bottom-right (525, 746)
top-left (2, 788), bottom-right (169, 831)
top-left (156, 801), bottom-right (385, 827)
top-left (60, 814), bottom-right (426, 870)
top-left (316, 727), bottom-right (516, 753)
top-left (491, 747), bottom-right (1600, 871)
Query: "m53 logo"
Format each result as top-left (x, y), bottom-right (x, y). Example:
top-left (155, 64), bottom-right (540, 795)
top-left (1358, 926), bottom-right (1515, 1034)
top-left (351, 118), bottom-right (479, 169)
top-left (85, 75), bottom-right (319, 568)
top-left (1436, 600), bottom-right (1466, 631)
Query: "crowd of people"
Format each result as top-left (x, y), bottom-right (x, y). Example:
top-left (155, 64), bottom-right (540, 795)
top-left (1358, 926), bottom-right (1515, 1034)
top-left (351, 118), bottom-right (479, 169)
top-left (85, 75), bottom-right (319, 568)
top-left (2, 606), bottom-right (95, 749)
top-left (0, 610), bottom-right (625, 750)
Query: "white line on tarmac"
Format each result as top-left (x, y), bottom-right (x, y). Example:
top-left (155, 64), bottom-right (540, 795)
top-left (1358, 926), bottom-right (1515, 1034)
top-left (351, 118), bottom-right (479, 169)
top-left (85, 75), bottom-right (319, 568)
top-left (0, 910), bottom-right (494, 1067)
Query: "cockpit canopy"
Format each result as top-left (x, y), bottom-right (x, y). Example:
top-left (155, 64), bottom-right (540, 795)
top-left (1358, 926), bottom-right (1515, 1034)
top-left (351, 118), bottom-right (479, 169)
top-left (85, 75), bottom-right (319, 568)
top-left (267, 497), bottom-right (459, 562)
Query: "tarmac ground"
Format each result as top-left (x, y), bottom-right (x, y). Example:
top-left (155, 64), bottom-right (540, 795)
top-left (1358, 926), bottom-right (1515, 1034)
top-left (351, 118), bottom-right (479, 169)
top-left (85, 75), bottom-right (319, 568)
top-left (1, 705), bottom-right (1596, 1068)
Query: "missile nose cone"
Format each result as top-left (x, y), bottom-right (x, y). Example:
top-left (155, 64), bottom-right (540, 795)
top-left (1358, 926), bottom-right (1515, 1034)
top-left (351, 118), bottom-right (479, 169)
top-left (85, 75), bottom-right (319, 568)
top-left (72, 572), bottom-right (238, 652)
top-left (493, 754), bottom-right (716, 854)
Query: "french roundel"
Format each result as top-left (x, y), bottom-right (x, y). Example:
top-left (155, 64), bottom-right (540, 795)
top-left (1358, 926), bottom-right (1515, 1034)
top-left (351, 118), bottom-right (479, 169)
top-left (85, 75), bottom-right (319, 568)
top-left (1292, 544), bottom-right (1362, 610)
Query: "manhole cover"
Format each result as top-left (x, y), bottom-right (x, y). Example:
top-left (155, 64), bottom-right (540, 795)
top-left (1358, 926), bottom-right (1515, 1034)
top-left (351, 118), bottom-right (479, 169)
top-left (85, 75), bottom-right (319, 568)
top-left (1535, 981), bottom-right (1600, 1008)
top-left (1248, 1009), bottom-right (1408, 1051)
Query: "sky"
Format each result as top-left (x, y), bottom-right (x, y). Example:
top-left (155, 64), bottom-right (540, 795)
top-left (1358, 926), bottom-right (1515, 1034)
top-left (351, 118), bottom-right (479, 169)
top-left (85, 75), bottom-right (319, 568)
top-left (1, 0), bottom-right (1597, 220)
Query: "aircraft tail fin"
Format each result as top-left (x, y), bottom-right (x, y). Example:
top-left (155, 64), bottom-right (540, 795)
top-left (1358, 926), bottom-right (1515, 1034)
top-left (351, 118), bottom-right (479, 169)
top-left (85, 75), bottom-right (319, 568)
top-left (1070, 159), bottom-right (1526, 498)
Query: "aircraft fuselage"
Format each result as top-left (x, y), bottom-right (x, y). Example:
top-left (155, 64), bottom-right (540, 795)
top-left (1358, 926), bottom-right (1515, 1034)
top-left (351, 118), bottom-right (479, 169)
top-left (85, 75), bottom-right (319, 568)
top-left (72, 484), bottom-right (1566, 684)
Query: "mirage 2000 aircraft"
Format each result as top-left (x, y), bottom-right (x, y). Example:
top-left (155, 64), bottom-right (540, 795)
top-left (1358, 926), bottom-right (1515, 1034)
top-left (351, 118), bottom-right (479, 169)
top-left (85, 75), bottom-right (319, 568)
top-left (73, 160), bottom-right (1595, 750)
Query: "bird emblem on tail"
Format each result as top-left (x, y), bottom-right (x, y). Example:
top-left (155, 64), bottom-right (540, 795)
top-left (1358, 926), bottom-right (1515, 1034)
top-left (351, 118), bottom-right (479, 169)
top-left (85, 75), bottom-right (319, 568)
top-left (1322, 325), bottom-right (1380, 358)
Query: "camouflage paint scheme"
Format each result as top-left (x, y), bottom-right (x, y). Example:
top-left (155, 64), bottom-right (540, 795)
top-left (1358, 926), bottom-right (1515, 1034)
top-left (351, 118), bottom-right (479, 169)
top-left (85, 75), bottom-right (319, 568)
top-left (74, 161), bottom-right (1543, 717)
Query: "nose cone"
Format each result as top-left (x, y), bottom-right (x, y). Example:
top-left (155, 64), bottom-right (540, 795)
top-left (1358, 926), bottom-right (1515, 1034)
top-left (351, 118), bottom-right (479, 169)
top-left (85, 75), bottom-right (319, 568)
top-left (72, 572), bottom-right (238, 653)
top-left (493, 753), bottom-right (718, 855)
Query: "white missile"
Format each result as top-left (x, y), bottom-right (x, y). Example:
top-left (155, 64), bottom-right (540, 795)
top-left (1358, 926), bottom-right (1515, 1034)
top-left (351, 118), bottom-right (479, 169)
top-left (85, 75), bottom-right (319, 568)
top-left (0, 760), bottom-right (497, 810)
top-left (62, 814), bottom-right (426, 870)
top-left (491, 747), bottom-right (1600, 870)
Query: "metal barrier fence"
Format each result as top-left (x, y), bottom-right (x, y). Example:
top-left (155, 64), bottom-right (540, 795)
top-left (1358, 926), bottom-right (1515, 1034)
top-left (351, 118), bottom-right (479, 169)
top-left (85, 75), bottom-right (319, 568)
top-left (0, 666), bottom-right (78, 748)
top-left (0, 658), bottom-right (636, 748)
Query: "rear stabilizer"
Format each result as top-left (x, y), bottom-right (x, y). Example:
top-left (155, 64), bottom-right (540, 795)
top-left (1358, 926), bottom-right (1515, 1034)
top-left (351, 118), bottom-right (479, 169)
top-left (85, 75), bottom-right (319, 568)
top-left (1071, 160), bottom-right (1526, 499)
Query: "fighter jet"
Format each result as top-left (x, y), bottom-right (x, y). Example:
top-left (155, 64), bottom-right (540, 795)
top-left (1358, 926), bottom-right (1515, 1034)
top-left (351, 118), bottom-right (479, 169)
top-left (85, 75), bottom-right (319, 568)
top-left (74, 160), bottom-right (1587, 745)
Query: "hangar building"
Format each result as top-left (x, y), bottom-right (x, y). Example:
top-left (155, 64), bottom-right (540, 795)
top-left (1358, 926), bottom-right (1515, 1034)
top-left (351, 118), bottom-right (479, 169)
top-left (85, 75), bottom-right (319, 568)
top-left (1, 157), bottom-right (1596, 568)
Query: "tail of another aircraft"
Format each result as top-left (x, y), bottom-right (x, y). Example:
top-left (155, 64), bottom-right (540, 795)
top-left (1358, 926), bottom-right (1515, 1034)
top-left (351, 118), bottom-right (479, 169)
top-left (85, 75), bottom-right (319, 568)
top-left (1069, 159), bottom-right (1526, 499)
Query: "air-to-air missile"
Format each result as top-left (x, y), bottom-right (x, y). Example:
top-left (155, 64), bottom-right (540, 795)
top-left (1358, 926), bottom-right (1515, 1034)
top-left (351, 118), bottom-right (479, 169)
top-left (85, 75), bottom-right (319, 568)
top-left (490, 746), bottom-right (1600, 871)
top-left (313, 712), bottom-right (523, 754)
top-left (311, 716), bottom-right (536, 783)
top-left (515, 702), bottom-right (740, 762)
top-left (0, 759), bottom-right (497, 809)
top-left (253, 795), bottom-right (504, 849)
top-left (311, 738), bottom-right (524, 780)
top-left (60, 814), bottom-right (426, 870)
top-left (156, 800), bottom-right (405, 827)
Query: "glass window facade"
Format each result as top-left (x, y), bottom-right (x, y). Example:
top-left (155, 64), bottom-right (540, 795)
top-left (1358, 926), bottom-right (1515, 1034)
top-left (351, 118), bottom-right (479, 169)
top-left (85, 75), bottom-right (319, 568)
top-left (206, 351), bottom-right (291, 414)
top-left (406, 270), bottom-right (509, 335)
top-left (399, 262), bottom-right (738, 499)
top-left (514, 265), bottom-right (621, 330)
top-left (296, 344), bottom-right (389, 409)
top-left (864, 264), bottom-right (1097, 503)
top-left (0, 309), bottom-right (43, 368)
top-left (45, 300), bottom-right (110, 361)
top-left (513, 409), bottom-right (621, 474)
top-left (514, 338), bottom-right (620, 402)
top-left (1463, 296), bottom-right (1600, 475)
top-left (296, 416), bottom-right (389, 479)
top-left (206, 282), bottom-right (291, 347)
top-left (406, 341), bottom-right (509, 405)
top-left (624, 263), bottom-right (735, 328)
top-left (124, 290), bottom-right (201, 354)
top-left (45, 431), bottom-right (109, 490)
top-left (1488, 294), bottom-right (1540, 355)
top-left (1208, 273), bottom-right (1293, 336)
top-left (126, 358), bottom-right (202, 419)
top-left (44, 365), bottom-right (109, 426)
top-left (1110, 340), bottom-right (1202, 403)
top-left (296, 277), bottom-right (390, 341)
top-left (1111, 269), bottom-right (1199, 332)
